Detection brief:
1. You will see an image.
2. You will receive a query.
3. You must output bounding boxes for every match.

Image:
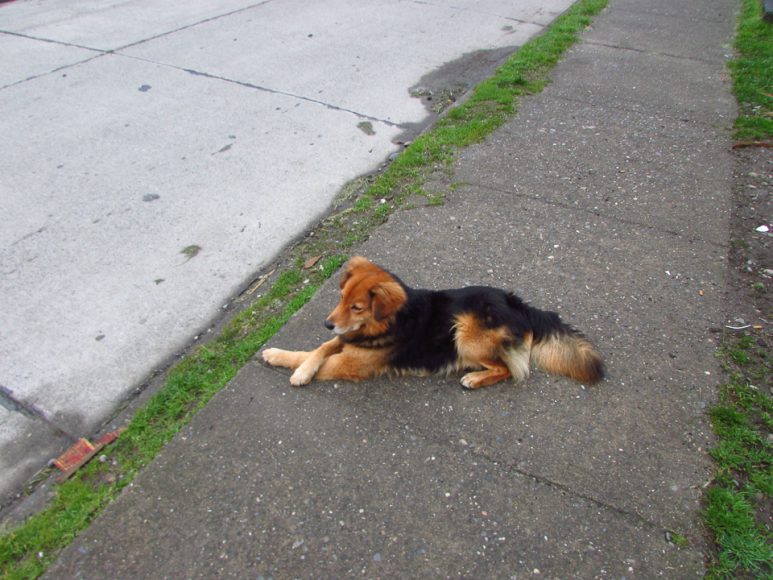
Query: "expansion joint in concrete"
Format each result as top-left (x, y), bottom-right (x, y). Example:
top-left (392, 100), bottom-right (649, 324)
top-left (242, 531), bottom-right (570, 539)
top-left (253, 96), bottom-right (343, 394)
top-left (0, 29), bottom-right (105, 53)
top-left (117, 53), bottom-right (404, 129)
top-left (0, 384), bottom-right (76, 441)
top-left (0, 32), bottom-right (105, 91)
top-left (113, 0), bottom-right (277, 54)
top-left (182, 67), bottom-right (404, 129)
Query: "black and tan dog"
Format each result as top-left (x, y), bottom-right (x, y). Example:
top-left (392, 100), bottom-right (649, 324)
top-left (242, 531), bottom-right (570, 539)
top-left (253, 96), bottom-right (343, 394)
top-left (262, 256), bottom-right (604, 388)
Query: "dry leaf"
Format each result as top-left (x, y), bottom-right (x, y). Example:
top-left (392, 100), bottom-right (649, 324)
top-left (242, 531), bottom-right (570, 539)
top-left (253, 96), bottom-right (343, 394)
top-left (303, 255), bottom-right (322, 269)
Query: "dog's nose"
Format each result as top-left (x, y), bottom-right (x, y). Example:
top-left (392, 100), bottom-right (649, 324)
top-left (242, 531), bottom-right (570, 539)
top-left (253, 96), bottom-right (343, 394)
top-left (324, 319), bottom-right (335, 331)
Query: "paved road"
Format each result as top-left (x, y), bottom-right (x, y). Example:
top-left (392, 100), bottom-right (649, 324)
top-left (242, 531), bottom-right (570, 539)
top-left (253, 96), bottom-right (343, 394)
top-left (0, 0), bottom-right (573, 504)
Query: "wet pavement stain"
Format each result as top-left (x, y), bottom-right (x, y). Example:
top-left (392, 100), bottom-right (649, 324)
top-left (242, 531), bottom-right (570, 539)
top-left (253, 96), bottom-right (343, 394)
top-left (357, 121), bottom-right (376, 136)
top-left (180, 245), bottom-right (202, 263)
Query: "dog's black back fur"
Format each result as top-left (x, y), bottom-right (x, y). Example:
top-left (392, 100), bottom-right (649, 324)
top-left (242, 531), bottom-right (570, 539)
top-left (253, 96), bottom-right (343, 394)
top-left (388, 281), bottom-right (571, 373)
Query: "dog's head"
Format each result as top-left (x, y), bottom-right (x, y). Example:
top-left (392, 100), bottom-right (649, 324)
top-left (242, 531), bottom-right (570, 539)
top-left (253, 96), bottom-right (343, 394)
top-left (324, 256), bottom-right (407, 338)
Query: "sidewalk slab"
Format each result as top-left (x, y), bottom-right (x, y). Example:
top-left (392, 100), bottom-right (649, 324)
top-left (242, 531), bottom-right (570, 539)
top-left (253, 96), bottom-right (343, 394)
top-left (609, 0), bottom-right (734, 21)
top-left (455, 95), bottom-right (732, 244)
top-left (549, 43), bottom-right (734, 124)
top-left (584, 2), bottom-right (733, 60)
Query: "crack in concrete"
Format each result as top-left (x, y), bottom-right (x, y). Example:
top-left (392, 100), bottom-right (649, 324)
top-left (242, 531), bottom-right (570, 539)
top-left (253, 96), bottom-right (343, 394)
top-left (610, 6), bottom-right (730, 26)
top-left (365, 402), bottom-right (670, 534)
top-left (466, 180), bottom-right (729, 250)
top-left (583, 40), bottom-right (725, 66)
top-left (461, 435), bottom-right (668, 533)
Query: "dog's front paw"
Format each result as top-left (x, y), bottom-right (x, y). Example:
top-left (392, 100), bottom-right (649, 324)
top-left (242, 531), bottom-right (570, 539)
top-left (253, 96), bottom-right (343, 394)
top-left (290, 366), bottom-right (314, 386)
top-left (460, 373), bottom-right (479, 389)
top-left (460, 372), bottom-right (490, 390)
top-left (262, 348), bottom-right (287, 367)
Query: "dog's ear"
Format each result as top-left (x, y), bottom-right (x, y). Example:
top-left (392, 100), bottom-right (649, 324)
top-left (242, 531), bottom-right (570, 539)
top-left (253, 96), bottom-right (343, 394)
top-left (370, 281), bottom-right (407, 321)
top-left (339, 256), bottom-right (373, 289)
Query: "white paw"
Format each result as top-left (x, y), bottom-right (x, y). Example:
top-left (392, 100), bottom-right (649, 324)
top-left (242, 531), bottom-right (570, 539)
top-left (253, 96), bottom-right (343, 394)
top-left (460, 374), bottom-right (476, 389)
top-left (290, 367), bottom-right (313, 386)
top-left (262, 348), bottom-right (283, 366)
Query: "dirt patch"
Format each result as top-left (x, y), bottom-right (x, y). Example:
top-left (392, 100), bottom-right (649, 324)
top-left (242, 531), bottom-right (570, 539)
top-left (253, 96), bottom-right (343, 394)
top-left (399, 46), bottom-right (517, 142)
top-left (726, 147), bottom-right (773, 335)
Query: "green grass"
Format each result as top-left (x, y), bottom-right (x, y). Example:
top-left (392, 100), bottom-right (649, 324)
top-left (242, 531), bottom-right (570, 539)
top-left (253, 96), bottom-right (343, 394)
top-left (0, 1), bottom-right (610, 576)
top-left (704, 332), bottom-right (772, 579)
top-left (729, 0), bottom-right (773, 141)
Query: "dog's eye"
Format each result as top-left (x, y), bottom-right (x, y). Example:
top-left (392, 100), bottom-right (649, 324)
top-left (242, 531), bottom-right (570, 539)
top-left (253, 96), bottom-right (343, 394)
top-left (351, 304), bottom-right (363, 313)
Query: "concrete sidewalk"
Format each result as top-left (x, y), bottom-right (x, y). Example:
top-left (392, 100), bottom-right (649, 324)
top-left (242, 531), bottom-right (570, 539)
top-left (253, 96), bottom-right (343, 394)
top-left (47, 0), bottom-right (737, 576)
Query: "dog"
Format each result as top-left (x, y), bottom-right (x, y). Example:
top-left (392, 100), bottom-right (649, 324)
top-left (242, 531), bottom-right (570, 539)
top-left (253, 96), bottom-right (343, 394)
top-left (262, 256), bottom-right (604, 388)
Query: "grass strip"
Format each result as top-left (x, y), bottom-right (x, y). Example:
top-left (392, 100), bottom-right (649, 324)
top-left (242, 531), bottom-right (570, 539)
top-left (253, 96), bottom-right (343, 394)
top-left (728, 0), bottom-right (773, 141)
top-left (0, 1), bottom-right (609, 576)
top-left (702, 3), bottom-right (773, 578)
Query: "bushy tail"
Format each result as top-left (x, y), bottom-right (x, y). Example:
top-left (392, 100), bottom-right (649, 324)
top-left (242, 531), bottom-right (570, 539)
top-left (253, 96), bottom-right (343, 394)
top-left (530, 329), bottom-right (604, 384)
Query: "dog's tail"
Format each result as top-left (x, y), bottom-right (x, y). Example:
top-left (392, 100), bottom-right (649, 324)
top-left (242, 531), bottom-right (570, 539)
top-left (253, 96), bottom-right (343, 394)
top-left (523, 306), bottom-right (605, 384)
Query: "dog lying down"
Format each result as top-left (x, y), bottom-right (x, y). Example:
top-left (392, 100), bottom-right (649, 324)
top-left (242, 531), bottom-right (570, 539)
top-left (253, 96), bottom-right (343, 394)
top-left (262, 256), bottom-right (604, 388)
